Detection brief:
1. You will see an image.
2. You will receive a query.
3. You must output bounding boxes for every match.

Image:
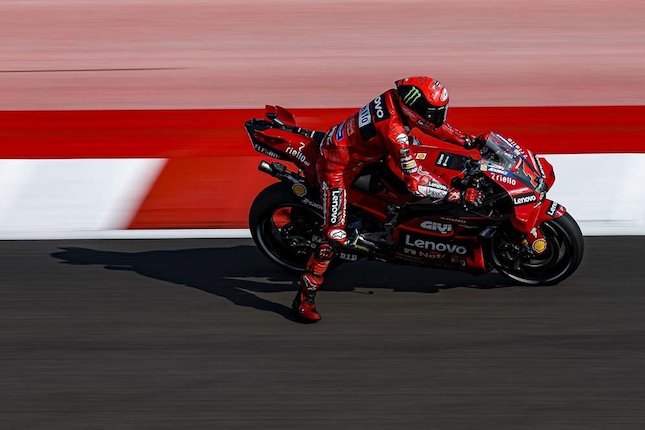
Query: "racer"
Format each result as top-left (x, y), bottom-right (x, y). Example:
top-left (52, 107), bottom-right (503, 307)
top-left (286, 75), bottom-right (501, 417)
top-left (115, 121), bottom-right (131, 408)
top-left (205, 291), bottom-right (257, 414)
top-left (293, 76), bottom-right (483, 323)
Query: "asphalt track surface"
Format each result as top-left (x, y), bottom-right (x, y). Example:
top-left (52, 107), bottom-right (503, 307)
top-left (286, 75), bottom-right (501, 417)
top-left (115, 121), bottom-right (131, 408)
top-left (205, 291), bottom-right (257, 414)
top-left (1, 237), bottom-right (644, 429)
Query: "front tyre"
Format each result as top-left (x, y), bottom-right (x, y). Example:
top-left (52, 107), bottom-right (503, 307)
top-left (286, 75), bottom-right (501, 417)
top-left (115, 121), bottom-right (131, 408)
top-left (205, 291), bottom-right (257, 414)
top-left (489, 213), bottom-right (585, 285)
top-left (249, 182), bottom-right (323, 272)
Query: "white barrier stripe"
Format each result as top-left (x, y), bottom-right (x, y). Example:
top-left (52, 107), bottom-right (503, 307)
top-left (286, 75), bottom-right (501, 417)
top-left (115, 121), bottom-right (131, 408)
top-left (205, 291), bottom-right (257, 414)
top-left (0, 154), bottom-right (642, 239)
top-left (0, 229), bottom-right (253, 240)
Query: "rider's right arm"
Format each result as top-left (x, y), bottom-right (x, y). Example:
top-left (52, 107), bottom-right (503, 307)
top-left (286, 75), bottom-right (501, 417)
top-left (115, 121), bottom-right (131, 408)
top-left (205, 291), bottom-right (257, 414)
top-left (384, 120), bottom-right (418, 176)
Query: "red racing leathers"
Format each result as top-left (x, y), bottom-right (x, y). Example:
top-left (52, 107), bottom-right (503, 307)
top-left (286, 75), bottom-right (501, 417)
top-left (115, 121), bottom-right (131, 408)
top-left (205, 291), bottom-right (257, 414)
top-left (296, 89), bottom-right (472, 316)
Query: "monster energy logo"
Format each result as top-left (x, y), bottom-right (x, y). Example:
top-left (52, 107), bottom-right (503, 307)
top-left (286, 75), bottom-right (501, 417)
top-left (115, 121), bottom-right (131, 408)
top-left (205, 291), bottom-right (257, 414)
top-left (403, 87), bottom-right (422, 105)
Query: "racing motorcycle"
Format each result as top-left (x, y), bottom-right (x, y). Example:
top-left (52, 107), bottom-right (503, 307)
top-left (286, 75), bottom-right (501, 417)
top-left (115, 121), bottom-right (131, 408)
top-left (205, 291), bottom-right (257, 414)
top-left (245, 105), bottom-right (584, 285)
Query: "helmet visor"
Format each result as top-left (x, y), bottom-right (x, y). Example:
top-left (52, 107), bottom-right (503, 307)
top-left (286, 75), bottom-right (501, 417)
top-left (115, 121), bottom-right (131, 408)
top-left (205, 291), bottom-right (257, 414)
top-left (425, 105), bottom-right (447, 127)
top-left (400, 85), bottom-right (447, 127)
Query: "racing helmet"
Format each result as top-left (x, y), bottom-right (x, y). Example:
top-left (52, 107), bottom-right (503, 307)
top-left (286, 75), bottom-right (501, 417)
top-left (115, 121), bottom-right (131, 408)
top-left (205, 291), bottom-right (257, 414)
top-left (395, 76), bottom-right (449, 130)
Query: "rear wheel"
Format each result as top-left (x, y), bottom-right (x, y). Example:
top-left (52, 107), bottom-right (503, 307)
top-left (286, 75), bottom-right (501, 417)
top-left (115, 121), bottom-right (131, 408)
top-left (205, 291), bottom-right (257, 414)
top-left (489, 213), bottom-right (584, 285)
top-left (249, 183), bottom-right (324, 272)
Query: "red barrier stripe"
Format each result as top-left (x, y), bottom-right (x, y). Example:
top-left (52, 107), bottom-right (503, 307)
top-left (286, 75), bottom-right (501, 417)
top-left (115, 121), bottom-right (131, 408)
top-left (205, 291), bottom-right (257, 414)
top-left (2, 106), bottom-right (643, 229)
top-left (1, 106), bottom-right (645, 158)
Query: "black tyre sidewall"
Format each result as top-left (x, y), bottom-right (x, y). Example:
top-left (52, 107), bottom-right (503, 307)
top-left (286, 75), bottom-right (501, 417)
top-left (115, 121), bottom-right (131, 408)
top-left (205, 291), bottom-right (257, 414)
top-left (490, 213), bottom-right (585, 285)
top-left (249, 182), bottom-right (323, 272)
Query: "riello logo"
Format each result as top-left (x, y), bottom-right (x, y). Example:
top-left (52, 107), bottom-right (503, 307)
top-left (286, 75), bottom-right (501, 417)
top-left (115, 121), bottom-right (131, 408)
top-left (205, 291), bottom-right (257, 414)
top-left (404, 235), bottom-right (467, 255)
top-left (285, 146), bottom-right (310, 166)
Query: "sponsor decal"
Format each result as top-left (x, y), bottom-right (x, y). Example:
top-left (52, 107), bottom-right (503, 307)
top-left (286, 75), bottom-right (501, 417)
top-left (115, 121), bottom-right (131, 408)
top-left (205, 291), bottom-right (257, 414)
top-left (435, 152), bottom-right (468, 170)
top-left (403, 248), bottom-right (448, 259)
top-left (302, 198), bottom-right (322, 211)
top-left (420, 221), bottom-right (453, 234)
top-left (336, 122), bottom-right (345, 141)
top-left (285, 142), bottom-right (310, 166)
top-left (491, 173), bottom-right (517, 186)
top-left (291, 183), bottom-right (307, 197)
top-left (436, 153), bottom-right (451, 167)
top-left (346, 118), bottom-right (356, 136)
top-left (535, 156), bottom-right (546, 178)
top-left (399, 148), bottom-right (418, 174)
top-left (520, 161), bottom-right (541, 187)
top-left (546, 200), bottom-right (559, 217)
top-left (358, 104), bottom-right (372, 129)
top-left (403, 87), bottom-right (423, 105)
top-left (316, 242), bottom-right (334, 260)
top-left (321, 182), bottom-right (329, 217)
top-left (450, 257), bottom-right (467, 267)
top-left (440, 87), bottom-right (448, 102)
top-left (357, 103), bottom-right (377, 140)
top-left (328, 228), bottom-right (347, 241)
top-left (513, 193), bottom-right (537, 205)
top-left (415, 153), bottom-right (427, 160)
top-left (253, 143), bottom-right (281, 159)
top-left (532, 238), bottom-right (547, 254)
top-left (482, 164), bottom-right (510, 175)
top-left (404, 234), bottom-right (467, 255)
top-left (403, 248), bottom-right (445, 259)
top-left (396, 133), bottom-right (409, 145)
top-left (372, 96), bottom-right (388, 121)
top-left (440, 216), bottom-right (467, 225)
top-left (339, 252), bottom-right (358, 262)
top-left (329, 188), bottom-right (343, 225)
top-left (447, 189), bottom-right (461, 202)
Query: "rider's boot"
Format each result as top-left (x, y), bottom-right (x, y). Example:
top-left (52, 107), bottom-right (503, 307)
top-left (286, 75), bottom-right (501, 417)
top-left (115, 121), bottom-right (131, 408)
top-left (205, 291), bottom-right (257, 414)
top-left (292, 273), bottom-right (322, 323)
top-left (292, 242), bottom-right (334, 323)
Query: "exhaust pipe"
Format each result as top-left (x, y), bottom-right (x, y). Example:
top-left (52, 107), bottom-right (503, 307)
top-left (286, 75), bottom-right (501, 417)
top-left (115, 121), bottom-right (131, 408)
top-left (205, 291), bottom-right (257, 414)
top-left (258, 160), bottom-right (273, 174)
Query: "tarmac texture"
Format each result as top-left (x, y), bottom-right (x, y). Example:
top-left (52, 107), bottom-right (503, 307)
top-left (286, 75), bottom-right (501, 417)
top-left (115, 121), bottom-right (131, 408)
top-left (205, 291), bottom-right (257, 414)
top-left (1, 237), bottom-right (644, 429)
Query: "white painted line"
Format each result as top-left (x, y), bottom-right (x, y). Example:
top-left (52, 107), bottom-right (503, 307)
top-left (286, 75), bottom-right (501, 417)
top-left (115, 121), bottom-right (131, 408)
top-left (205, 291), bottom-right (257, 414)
top-left (0, 224), bottom-right (642, 240)
top-left (0, 229), bottom-right (253, 240)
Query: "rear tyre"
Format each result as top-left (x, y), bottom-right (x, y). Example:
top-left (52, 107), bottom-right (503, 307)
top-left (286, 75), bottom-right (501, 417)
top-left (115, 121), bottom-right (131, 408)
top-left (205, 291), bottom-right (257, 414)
top-left (489, 213), bottom-right (584, 285)
top-left (249, 183), bottom-right (324, 272)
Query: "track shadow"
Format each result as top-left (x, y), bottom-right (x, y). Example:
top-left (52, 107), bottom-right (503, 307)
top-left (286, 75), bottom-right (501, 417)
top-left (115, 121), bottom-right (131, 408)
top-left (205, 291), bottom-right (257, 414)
top-left (51, 245), bottom-right (514, 320)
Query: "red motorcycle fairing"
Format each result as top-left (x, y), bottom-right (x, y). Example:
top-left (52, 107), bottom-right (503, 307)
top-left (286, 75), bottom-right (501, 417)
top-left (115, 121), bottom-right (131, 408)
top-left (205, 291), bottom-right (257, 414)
top-left (391, 216), bottom-right (487, 273)
top-left (244, 106), bottom-right (321, 183)
top-left (265, 104), bottom-right (297, 127)
top-left (537, 199), bottom-right (567, 225)
top-left (398, 133), bottom-right (556, 238)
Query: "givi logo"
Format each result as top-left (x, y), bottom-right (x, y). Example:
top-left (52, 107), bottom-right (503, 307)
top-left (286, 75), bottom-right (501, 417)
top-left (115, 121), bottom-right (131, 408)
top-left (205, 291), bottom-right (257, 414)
top-left (420, 221), bottom-right (452, 234)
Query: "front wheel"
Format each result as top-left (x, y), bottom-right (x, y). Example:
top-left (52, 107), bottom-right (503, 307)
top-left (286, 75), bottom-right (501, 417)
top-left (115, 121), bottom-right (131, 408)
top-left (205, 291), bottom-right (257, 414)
top-left (489, 213), bottom-right (585, 285)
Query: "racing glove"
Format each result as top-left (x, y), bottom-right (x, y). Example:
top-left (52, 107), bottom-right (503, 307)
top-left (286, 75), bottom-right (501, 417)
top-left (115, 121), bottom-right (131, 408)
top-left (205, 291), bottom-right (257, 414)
top-left (405, 173), bottom-right (451, 199)
top-left (404, 173), bottom-right (430, 197)
top-left (463, 135), bottom-right (477, 150)
top-left (464, 134), bottom-right (487, 150)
